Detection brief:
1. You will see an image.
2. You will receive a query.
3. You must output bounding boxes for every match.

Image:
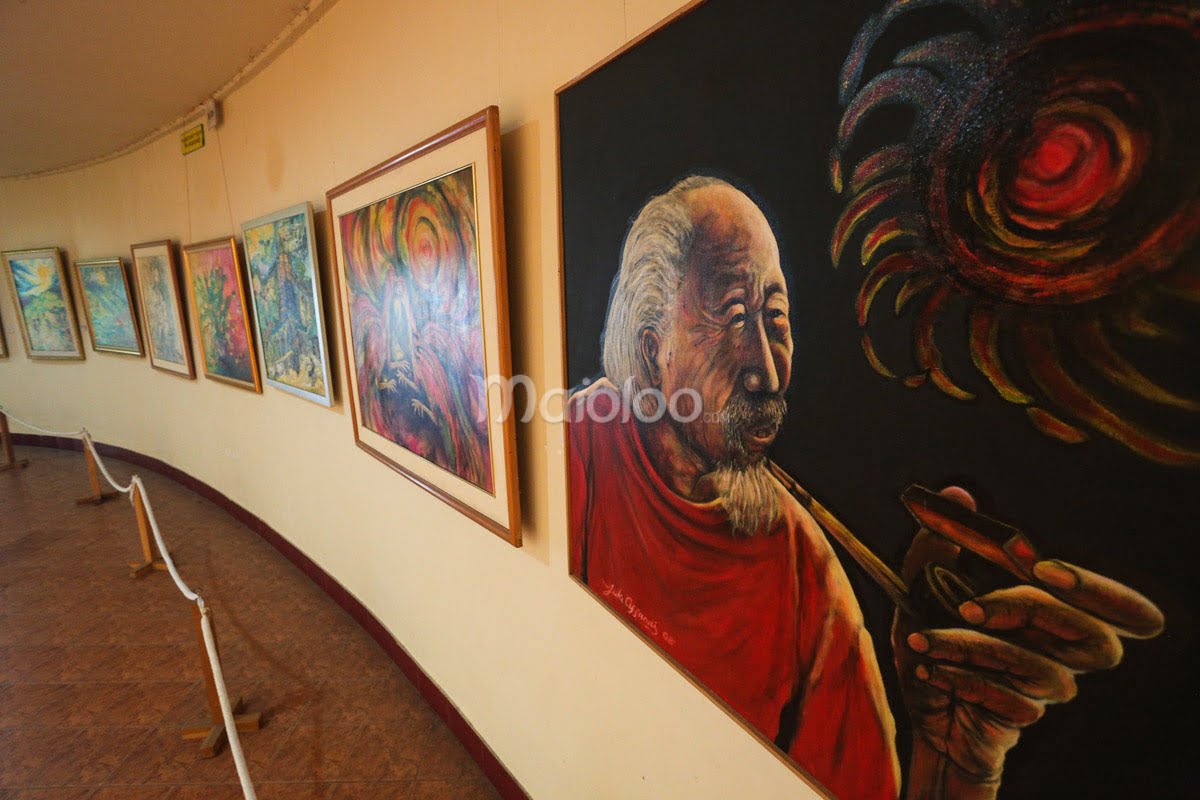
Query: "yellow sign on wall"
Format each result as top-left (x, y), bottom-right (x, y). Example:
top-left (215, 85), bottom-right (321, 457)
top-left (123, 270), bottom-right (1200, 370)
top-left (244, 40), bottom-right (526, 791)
top-left (181, 124), bottom-right (205, 155)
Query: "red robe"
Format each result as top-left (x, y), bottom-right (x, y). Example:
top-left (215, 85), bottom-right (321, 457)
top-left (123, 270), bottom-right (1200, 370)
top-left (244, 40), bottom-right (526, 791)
top-left (569, 380), bottom-right (900, 799)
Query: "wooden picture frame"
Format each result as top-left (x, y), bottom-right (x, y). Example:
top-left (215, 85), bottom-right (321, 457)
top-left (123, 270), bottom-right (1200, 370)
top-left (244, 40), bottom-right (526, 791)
top-left (241, 201), bottom-right (335, 406)
top-left (75, 257), bottom-right (144, 356)
top-left (1, 247), bottom-right (85, 360)
top-left (131, 240), bottom-right (196, 378)
top-left (326, 106), bottom-right (520, 545)
top-left (181, 237), bottom-right (262, 393)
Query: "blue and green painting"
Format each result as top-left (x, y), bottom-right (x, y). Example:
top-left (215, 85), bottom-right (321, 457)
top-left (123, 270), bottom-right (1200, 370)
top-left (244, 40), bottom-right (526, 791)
top-left (8, 255), bottom-right (76, 353)
top-left (79, 261), bottom-right (140, 353)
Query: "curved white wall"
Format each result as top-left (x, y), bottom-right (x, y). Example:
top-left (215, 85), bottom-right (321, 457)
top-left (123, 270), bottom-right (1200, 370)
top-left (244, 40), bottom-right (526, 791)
top-left (0, 0), bottom-right (825, 797)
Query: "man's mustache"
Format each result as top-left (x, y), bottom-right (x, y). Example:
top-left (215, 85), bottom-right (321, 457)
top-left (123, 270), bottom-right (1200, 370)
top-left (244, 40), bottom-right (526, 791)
top-left (723, 392), bottom-right (787, 432)
top-left (720, 393), bottom-right (787, 470)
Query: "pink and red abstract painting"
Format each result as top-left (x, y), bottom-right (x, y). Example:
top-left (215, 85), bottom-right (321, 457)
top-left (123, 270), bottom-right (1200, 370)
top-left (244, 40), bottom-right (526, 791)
top-left (184, 238), bottom-right (260, 391)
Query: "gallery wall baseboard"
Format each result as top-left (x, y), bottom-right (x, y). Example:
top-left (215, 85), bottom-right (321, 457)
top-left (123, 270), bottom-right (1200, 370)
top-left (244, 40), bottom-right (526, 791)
top-left (12, 433), bottom-right (530, 800)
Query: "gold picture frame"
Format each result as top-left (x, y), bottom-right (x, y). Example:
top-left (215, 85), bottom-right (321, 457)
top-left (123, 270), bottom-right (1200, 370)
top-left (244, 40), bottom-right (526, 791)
top-left (1, 247), bottom-right (85, 360)
top-left (181, 237), bottom-right (262, 393)
top-left (130, 240), bottom-right (196, 379)
top-left (74, 257), bottom-right (144, 356)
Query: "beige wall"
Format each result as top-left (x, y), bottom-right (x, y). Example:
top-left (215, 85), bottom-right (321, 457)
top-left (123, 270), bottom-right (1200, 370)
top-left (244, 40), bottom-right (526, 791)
top-left (0, 1), bottom-right (825, 797)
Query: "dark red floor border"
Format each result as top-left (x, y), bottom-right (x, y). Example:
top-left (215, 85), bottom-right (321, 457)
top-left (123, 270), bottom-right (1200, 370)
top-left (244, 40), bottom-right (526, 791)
top-left (12, 433), bottom-right (530, 800)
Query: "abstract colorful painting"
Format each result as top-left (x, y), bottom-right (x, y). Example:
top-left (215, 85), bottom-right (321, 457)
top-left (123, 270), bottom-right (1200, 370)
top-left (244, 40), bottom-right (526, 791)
top-left (75, 258), bottom-right (143, 356)
top-left (242, 202), bottom-right (333, 406)
top-left (1, 248), bottom-right (83, 360)
top-left (559, 1), bottom-right (1195, 797)
top-left (182, 237), bottom-right (260, 392)
top-left (327, 107), bottom-right (520, 544)
top-left (340, 166), bottom-right (492, 490)
top-left (131, 241), bottom-right (194, 377)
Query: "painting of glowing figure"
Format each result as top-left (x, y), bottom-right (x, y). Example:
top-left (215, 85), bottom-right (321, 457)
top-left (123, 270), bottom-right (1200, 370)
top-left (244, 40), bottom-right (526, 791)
top-left (139, 255), bottom-right (186, 364)
top-left (131, 240), bottom-right (195, 379)
top-left (339, 166), bottom-right (492, 492)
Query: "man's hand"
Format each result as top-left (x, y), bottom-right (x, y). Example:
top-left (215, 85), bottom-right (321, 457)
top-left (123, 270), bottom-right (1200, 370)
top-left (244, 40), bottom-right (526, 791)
top-left (894, 487), bottom-right (1164, 800)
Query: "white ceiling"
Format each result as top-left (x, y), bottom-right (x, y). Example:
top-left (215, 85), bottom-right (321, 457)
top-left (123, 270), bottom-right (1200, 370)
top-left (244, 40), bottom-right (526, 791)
top-left (0, 0), bottom-right (325, 177)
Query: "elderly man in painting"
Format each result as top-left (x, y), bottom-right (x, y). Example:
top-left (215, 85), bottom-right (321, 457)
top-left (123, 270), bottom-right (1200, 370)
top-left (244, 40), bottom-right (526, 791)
top-left (568, 175), bottom-right (1164, 799)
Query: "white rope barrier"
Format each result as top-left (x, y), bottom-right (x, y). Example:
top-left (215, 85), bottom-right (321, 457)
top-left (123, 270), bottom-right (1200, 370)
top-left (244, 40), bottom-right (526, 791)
top-left (129, 474), bottom-right (197, 603)
top-left (0, 407), bottom-right (257, 800)
top-left (126, 470), bottom-right (255, 796)
top-left (0, 406), bottom-right (85, 438)
top-left (81, 432), bottom-right (134, 495)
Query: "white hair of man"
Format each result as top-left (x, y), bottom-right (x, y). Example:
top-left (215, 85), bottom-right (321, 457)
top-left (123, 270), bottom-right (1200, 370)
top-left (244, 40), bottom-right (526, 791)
top-left (600, 174), bottom-right (783, 536)
top-left (601, 174), bottom-right (729, 392)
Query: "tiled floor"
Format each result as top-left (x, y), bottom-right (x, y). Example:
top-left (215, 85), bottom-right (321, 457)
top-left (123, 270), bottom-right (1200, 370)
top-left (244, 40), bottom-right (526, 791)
top-left (0, 446), bottom-right (501, 800)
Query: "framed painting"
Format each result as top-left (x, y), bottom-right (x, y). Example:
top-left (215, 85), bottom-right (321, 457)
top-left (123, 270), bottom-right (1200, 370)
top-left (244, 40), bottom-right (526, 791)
top-left (558, 0), bottom-right (1194, 797)
top-left (131, 240), bottom-right (195, 378)
top-left (241, 202), bottom-right (334, 406)
top-left (181, 237), bottom-right (261, 392)
top-left (1, 247), bottom-right (84, 360)
top-left (75, 257), bottom-right (143, 356)
top-left (326, 106), bottom-right (520, 545)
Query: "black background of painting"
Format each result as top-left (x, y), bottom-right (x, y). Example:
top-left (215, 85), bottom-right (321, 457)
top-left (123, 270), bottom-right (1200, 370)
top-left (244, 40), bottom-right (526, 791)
top-left (558, 0), bottom-right (1198, 797)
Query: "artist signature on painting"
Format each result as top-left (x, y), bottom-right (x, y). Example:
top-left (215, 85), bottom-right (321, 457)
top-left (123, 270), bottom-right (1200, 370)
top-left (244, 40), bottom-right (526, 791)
top-left (601, 581), bottom-right (676, 646)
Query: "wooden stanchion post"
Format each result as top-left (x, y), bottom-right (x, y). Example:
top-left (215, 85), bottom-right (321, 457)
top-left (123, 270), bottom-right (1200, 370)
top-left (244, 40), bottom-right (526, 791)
top-left (180, 603), bottom-right (262, 758)
top-left (74, 442), bottom-right (118, 505)
top-left (0, 413), bottom-right (29, 473)
top-left (128, 482), bottom-right (169, 578)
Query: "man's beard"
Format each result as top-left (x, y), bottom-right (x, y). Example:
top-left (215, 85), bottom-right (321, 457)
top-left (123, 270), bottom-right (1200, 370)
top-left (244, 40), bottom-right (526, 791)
top-left (709, 392), bottom-right (787, 536)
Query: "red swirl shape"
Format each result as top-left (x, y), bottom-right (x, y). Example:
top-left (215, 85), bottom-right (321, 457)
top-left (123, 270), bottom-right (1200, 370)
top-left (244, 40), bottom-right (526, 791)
top-left (928, 9), bottom-right (1199, 305)
top-left (830, 1), bottom-right (1200, 466)
top-left (1009, 116), bottom-right (1124, 225)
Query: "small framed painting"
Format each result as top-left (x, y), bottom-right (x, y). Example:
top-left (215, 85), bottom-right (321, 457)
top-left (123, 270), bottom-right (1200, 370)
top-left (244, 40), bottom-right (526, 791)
top-left (182, 237), bottom-right (261, 392)
top-left (326, 106), bottom-right (520, 545)
top-left (75, 257), bottom-right (144, 356)
top-left (1, 247), bottom-right (85, 360)
top-left (131, 240), bottom-right (195, 378)
top-left (241, 202), bottom-right (334, 406)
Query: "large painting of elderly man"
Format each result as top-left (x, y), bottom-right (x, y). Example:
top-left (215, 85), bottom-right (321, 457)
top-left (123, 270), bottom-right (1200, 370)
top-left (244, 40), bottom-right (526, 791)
top-left (557, 1), bottom-right (1198, 794)
top-left (565, 172), bottom-right (1164, 799)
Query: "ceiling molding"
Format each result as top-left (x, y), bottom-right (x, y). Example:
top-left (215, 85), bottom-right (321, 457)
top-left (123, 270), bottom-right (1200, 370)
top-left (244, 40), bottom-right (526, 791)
top-left (3, 0), bottom-right (340, 181)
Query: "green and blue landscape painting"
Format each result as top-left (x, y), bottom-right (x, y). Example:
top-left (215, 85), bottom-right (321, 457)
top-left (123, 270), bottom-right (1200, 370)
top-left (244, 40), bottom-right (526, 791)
top-left (245, 211), bottom-right (328, 399)
top-left (79, 261), bottom-right (140, 353)
top-left (8, 255), bottom-right (76, 354)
